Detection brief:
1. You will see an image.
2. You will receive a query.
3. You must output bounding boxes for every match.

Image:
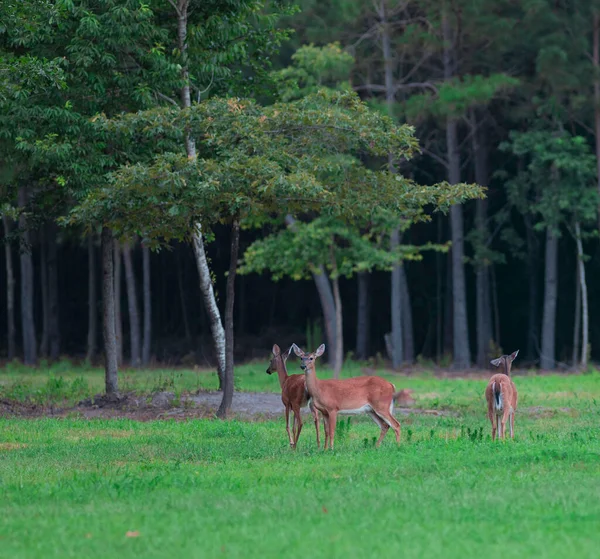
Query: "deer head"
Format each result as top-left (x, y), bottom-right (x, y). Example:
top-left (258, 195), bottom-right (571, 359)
top-left (291, 343), bottom-right (325, 371)
top-left (266, 344), bottom-right (291, 375)
top-left (490, 350), bottom-right (519, 375)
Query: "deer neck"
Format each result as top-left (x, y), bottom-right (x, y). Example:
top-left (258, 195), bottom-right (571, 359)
top-left (502, 359), bottom-right (511, 376)
top-left (304, 363), bottom-right (321, 400)
top-left (274, 358), bottom-right (289, 390)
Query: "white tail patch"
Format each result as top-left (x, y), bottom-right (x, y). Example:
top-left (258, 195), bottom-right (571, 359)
top-left (493, 381), bottom-right (503, 412)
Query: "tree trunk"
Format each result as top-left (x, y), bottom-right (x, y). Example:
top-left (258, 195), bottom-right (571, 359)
top-left (524, 214), bottom-right (539, 362)
top-left (87, 233), bottom-right (97, 362)
top-left (399, 265), bottom-right (414, 363)
top-left (2, 215), bottom-right (16, 360)
top-left (122, 240), bottom-right (141, 367)
top-left (472, 111), bottom-right (493, 368)
top-left (175, 0), bottom-right (227, 385)
top-left (443, 13), bottom-right (470, 369)
top-left (330, 244), bottom-right (343, 379)
top-left (192, 224), bottom-right (226, 388)
top-left (593, 13), bottom-right (600, 233)
top-left (142, 244), bottom-right (151, 366)
top-left (572, 257), bottom-right (581, 368)
top-left (113, 240), bottom-right (123, 366)
top-left (39, 227), bottom-right (49, 358)
top-left (176, 249), bottom-right (193, 349)
top-left (443, 249), bottom-right (453, 356)
top-left (284, 214), bottom-right (338, 366)
top-left (18, 187), bottom-right (37, 366)
top-left (575, 222), bottom-right (588, 370)
top-left (102, 227), bottom-right (118, 393)
top-left (390, 228), bottom-right (404, 369)
top-left (355, 271), bottom-right (370, 360)
top-left (436, 215), bottom-right (443, 364)
top-left (217, 220), bottom-right (240, 418)
top-left (47, 223), bottom-right (59, 360)
top-left (540, 228), bottom-right (558, 369)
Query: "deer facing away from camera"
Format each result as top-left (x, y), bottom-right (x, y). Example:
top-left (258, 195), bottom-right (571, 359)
top-left (485, 350), bottom-right (519, 441)
top-left (292, 343), bottom-right (402, 450)
top-left (267, 344), bottom-right (321, 449)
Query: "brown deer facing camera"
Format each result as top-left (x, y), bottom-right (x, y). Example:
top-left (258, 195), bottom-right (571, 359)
top-left (485, 350), bottom-right (519, 441)
top-left (292, 343), bottom-right (402, 450)
top-left (267, 344), bottom-right (321, 449)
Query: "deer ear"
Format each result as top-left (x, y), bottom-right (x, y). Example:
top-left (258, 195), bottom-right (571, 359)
top-left (282, 347), bottom-right (290, 362)
top-left (315, 344), bottom-right (325, 357)
top-left (292, 344), bottom-right (304, 357)
top-left (490, 357), bottom-right (502, 368)
top-left (272, 344), bottom-right (280, 356)
top-left (510, 350), bottom-right (519, 361)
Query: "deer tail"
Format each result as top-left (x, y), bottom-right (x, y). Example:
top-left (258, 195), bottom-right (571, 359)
top-left (493, 381), bottom-right (502, 408)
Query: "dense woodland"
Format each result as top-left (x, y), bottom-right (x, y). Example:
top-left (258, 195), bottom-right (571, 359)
top-left (2, 1), bottom-right (600, 411)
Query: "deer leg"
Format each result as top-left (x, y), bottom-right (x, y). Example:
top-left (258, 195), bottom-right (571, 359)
top-left (327, 411), bottom-right (338, 451)
top-left (311, 403), bottom-right (321, 449)
top-left (375, 407), bottom-right (401, 445)
top-left (321, 413), bottom-right (330, 450)
top-left (293, 406), bottom-right (303, 448)
top-left (500, 415), bottom-right (507, 440)
top-left (509, 411), bottom-right (515, 439)
top-left (285, 406), bottom-right (294, 448)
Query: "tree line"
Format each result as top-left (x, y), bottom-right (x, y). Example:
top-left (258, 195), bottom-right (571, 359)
top-left (1, 1), bottom-right (599, 414)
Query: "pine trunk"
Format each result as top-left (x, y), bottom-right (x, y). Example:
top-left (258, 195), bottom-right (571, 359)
top-left (355, 271), bottom-right (370, 360)
top-left (47, 223), bottom-right (59, 360)
top-left (443, 12), bottom-right (470, 369)
top-left (572, 258), bottom-right (581, 368)
top-left (40, 227), bottom-right (49, 358)
top-left (472, 111), bottom-right (493, 368)
top-left (2, 216), bottom-right (16, 360)
top-left (122, 240), bottom-right (141, 367)
top-left (102, 227), bottom-right (118, 393)
top-left (113, 240), bottom-right (123, 366)
top-left (87, 233), bottom-right (97, 362)
top-left (217, 220), bottom-right (240, 418)
top-left (524, 214), bottom-right (539, 362)
top-left (330, 244), bottom-right (343, 379)
top-left (390, 228), bottom-right (404, 369)
top-left (142, 244), bottom-right (151, 366)
top-left (575, 222), bottom-right (588, 370)
top-left (18, 186), bottom-right (37, 366)
top-left (540, 228), bottom-right (558, 369)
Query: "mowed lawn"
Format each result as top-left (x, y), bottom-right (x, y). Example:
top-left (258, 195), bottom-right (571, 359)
top-left (1, 367), bottom-right (600, 558)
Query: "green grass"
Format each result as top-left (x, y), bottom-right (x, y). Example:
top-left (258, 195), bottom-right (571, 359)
top-left (2, 364), bottom-right (600, 557)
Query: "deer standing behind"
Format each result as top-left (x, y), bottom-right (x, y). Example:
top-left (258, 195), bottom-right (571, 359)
top-left (292, 343), bottom-right (402, 450)
top-left (267, 344), bottom-right (321, 449)
top-left (485, 350), bottom-right (519, 441)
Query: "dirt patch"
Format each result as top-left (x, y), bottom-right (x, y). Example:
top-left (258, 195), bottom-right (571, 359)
top-left (0, 442), bottom-right (28, 450)
top-left (0, 390), bottom-right (453, 421)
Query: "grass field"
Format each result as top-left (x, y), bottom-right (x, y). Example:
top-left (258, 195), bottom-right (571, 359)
top-left (1, 362), bottom-right (600, 558)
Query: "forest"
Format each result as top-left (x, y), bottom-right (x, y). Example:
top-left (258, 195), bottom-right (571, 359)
top-left (2, 0), bottom-right (599, 401)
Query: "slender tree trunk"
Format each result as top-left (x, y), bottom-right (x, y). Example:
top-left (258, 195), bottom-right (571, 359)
top-left (142, 244), bottom-right (151, 366)
top-left (330, 244), bottom-right (343, 378)
top-left (390, 228), bottom-right (404, 368)
top-left (575, 222), bottom-right (588, 370)
top-left (284, 214), bottom-right (338, 366)
top-left (18, 187), bottom-right (37, 365)
top-left (192, 224), bottom-right (226, 388)
top-left (102, 227), bottom-right (118, 393)
top-left (113, 240), bottom-right (123, 366)
top-left (443, 249), bottom-right (453, 356)
top-left (175, 0), bottom-right (226, 385)
top-left (40, 227), bottom-right (49, 358)
top-left (47, 223), bottom-right (59, 360)
top-left (593, 13), bottom-right (600, 233)
top-left (217, 220), bottom-right (240, 418)
top-left (87, 233), bottom-right (97, 362)
top-left (443, 13), bottom-right (470, 369)
top-left (2, 216), bottom-right (16, 360)
top-left (472, 111), bottom-right (493, 368)
top-left (122, 240), bottom-right (141, 367)
top-left (436, 215), bottom-right (443, 364)
top-left (176, 249), bottom-right (193, 349)
top-left (355, 271), bottom-right (370, 360)
top-left (524, 214), bottom-right (539, 362)
top-left (379, 0), bottom-right (413, 367)
top-left (399, 265), bottom-right (414, 363)
top-left (540, 228), bottom-right (558, 369)
top-left (572, 258), bottom-right (581, 368)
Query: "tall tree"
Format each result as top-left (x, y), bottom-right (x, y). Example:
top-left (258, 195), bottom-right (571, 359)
top-left (2, 215), bottom-right (16, 360)
top-left (102, 227), bottom-right (118, 393)
top-left (122, 240), bottom-right (141, 367)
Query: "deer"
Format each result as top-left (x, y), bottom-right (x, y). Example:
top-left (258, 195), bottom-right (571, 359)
top-left (485, 350), bottom-right (519, 441)
top-left (291, 343), bottom-right (402, 450)
top-left (266, 344), bottom-right (321, 449)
